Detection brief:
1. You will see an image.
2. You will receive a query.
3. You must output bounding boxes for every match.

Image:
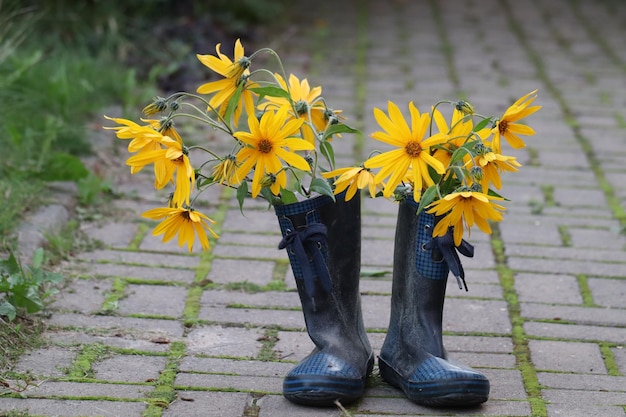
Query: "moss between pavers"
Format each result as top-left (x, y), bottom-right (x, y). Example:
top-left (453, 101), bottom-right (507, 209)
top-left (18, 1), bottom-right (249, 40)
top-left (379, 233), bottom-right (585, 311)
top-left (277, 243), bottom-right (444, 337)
top-left (142, 341), bottom-right (185, 417)
top-left (101, 277), bottom-right (127, 314)
top-left (65, 343), bottom-right (108, 379)
top-left (491, 223), bottom-right (548, 417)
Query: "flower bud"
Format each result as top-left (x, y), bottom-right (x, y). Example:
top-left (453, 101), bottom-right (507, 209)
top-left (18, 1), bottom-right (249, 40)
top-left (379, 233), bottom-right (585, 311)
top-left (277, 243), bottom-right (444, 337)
top-left (470, 166), bottom-right (484, 181)
top-left (143, 97), bottom-right (168, 115)
top-left (259, 173), bottom-right (277, 188)
top-left (455, 100), bottom-right (475, 115)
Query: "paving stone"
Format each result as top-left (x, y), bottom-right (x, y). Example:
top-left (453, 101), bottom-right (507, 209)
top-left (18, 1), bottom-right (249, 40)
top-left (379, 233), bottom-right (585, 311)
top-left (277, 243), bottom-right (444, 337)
top-left (529, 340), bottom-right (606, 374)
top-left (185, 325), bottom-right (263, 358)
top-left (201, 290), bottom-right (300, 309)
top-left (569, 227), bottom-right (626, 250)
top-left (206, 258), bottom-right (275, 285)
top-left (81, 221), bottom-right (139, 248)
top-left (542, 388), bottom-right (626, 406)
top-left (520, 303), bottom-right (626, 327)
top-left (443, 299), bottom-right (511, 335)
top-left (524, 322), bottom-right (626, 344)
top-left (12, 347), bottom-right (76, 377)
top-left (117, 284), bottom-right (188, 317)
top-left (538, 372), bottom-right (626, 392)
top-left (162, 391), bottom-right (250, 417)
top-left (506, 243), bottom-right (626, 263)
top-left (90, 262), bottom-right (196, 283)
top-left (546, 403), bottom-right (626, 417)
top-left (198, 306), bottom-right (305, 329)
top-left (256, 394), bottom-right (342, 417)
top-left (47, 313), bottom-right (185, 338)
top-left (588, 277), bottom-right (626, 308)
top-left (499, 221), bottom-right (563, 246)
top-left (508, 257), bottom-right (626, 278)
top-left (44, 330), bottom-right (171, 352)
top-left (515, 273), bottom-right (583, 305)
top-left (212, 244), bottom-right (286, 260)
top-left (49, 278), bottom-right (111, 314)
top-left (0, 398), bottom-right (146, 417)
top-left (24, 381), bottom-right (153, 398)
top-left (77, 249), bottom-right (200, 269)
top-left (179, 357), bottom-right (293, 377)
top-left (175, 373), bottom-right (283, 393)
top-left (357, 395), bottom-right (531, 416)
top-left (93, 354), bottom-right (167, 383)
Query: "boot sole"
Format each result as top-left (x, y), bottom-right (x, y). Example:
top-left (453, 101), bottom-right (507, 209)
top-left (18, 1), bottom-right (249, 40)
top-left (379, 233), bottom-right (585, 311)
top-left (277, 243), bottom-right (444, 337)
top-left (283, 375), bottom-right (365, 406)
top-left (379, 360), bottom-right (489, 407)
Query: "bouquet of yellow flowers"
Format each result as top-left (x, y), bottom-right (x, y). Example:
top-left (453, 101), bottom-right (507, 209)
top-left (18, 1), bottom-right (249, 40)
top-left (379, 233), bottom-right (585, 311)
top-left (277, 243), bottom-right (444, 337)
top-left (106, 38), bottom-right (539, 254)
top-left (105, 38), bottom-right (540, 408)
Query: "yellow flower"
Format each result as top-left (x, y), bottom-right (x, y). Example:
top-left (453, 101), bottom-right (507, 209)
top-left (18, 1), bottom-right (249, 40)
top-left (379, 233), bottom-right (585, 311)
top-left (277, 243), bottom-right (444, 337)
top-left (364, 101), bottom-right (447, 202)
top-left (491, 90), bottom-right (541, 153)
top-left (322, 166), bottom-right (379, 200)
top-left (427, 191), bottom-right (506, 246)
top-left (234, 106), bottom-right (312, 198)
top-left (196, 39), bottom-right (257, 126)
top-left (471, 151), bottom-right (521, 192)
top-left (142, 206), bottom-right (218, 252)
top-left (126, 137), bottom-right (195, 206)
top-left (431, 108), bottom-right (489, 168)
top-left (260, 73), bottom-right (333, 145)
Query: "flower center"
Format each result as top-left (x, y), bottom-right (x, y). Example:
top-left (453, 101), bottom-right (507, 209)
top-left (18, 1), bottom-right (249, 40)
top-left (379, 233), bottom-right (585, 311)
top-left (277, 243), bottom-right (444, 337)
top-left (258, 139), bottom-right (273, 154)
top-left (498, 120), bottom-right (509, 134)
top-left (404, 141), bottom-right (422, 157)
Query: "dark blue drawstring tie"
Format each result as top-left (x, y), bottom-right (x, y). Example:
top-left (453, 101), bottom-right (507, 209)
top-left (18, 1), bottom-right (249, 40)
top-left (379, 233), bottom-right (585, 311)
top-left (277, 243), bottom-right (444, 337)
top-left (424, 227), bottom-right (474, 292)
top-left (278, 223), bottom-right (332, 300)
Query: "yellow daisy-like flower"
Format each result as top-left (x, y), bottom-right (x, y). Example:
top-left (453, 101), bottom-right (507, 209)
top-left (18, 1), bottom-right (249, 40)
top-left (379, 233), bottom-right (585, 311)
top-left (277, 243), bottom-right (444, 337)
top-left (234, 106), bottom-right (313, 198)
top-left (260, 73), bottom-right (333, 145)
top-left (322, 166), bottom-right (379, 200)
top-left (126, 137), bottom-right (195, 206)
top-left (471, 151), bottom-right (521, 192)
top-left (492, 89), bottom-right (541, 153)
top-left (364, 101), bottom-right (447, 202)
top-left (142, 206), bottom-right (218, 252)
top-left (196, 39), bottom-right (257, 126)
top-left (432, 108), bottom-right (490, 168)
top-left (427, 191), bottom-right (506, 246)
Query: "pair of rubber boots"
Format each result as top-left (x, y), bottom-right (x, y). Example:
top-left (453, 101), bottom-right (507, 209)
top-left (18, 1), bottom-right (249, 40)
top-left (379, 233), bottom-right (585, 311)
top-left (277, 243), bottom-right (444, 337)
top-left (274, 192), bottom-right (490, 407)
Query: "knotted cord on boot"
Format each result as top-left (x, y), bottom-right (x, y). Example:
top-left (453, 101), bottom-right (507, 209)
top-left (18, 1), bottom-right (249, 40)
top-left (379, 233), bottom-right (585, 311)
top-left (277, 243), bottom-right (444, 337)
top-left (278, 223), bottom-right (332, 301)
top-left (424, 227), bottom-right (474, 291)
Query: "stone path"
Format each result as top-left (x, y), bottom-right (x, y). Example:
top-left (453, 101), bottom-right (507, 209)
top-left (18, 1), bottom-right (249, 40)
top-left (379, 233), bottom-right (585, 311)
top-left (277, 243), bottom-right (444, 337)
top-left (2, 0), bottom-right (626, 416)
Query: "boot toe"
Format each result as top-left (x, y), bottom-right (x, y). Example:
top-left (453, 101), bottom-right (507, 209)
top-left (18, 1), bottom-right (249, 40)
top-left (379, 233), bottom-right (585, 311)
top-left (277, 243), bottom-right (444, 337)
top-left (380, 356), bottom-right (490, 407)
top-left (283, 353), bottom-right (369, 406)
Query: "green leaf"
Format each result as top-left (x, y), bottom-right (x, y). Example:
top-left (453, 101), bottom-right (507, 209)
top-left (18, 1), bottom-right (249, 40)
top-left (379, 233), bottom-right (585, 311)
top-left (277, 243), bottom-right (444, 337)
top-left (32, 248), bottom-right (44, 270)
top-left (417, 185), bottom-right (439, 215)
top-left (249, 86), bottom-right (292, 101)
top-left (236, 182), bottom-right (249, 215)
top-left (473, 116), bottom-right (493, 132)
top-left (449, 141), bottom-right (476, 165)
top-left (321, 123), bottom-right (358, 141)
top-left (223, 84), bottom-right (244, 125)
top-left (319, 141), bottom-right (335, 167)
top-left (0, 301), bottom-right (17, 321)
top-left (309, 178), bottom-right (335, 200)
top-left (37, 152), bottom-right (89, 181)
top-left (279, 189), bottom-right (298, 204)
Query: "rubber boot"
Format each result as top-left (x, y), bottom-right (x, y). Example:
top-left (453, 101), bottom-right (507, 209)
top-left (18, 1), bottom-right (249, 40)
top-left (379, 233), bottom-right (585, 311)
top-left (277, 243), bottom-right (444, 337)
top-left (378, 198), bottom-right (490, 407)
top-left (275, 192), bottom-right (374, 406)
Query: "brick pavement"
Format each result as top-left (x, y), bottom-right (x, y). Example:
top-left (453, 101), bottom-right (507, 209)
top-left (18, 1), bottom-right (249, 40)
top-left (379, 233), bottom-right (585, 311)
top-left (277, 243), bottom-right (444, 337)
top-left (2, 0), bottom-right (626, 416)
